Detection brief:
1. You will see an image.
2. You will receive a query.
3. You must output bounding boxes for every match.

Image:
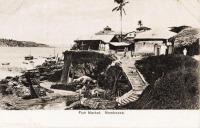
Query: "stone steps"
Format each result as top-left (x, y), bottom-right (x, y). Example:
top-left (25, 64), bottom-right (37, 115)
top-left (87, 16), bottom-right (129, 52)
top-left (116, 56), bottom-right (148, 106)
top-left (116, 90), bottom-right (139, 106)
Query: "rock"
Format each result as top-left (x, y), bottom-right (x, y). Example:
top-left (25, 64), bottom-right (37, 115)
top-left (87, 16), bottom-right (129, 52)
top-left (73, 76), bottom-right (96, 84)
top-left (0, 84), bottom-right (7, 95)
top-left (12, 85), bottom-right (31, 99)
top-left (5, 76), bottom-right (13, 80)
top-left (80, 98), bottom-right (117, 109)
top-left (12, 76), bottom-right (19, 81)
top-left (40, 76), bottom-right (48, 81)
top-left (0, 101), bottom-right (26, 110)
top-left (0, 79), bottom-right (8, 84)
top-left (90, 87), bottom-right (106, 98)
top-left (7, 81), bottom-right (14, 86)
top-left (5, 86), bottom-right (13, 94)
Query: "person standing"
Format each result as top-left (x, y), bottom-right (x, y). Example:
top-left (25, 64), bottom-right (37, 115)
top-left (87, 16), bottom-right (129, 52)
top-left (183, 48), bottom-right (187, 56)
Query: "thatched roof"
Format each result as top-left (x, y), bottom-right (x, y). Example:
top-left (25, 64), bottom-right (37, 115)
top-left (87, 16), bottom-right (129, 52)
top-left (170, 27), bottom-right (200, 47)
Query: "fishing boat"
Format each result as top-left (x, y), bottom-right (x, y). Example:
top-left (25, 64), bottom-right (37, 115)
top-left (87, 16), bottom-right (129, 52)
top-left (25, 56), bottom-right (34, 60)
top-left (25, 47), bottom-right (34, 60)
top-left (1, 62), bottom-right (10, 65)
top-left (29, 61), bottom-right (34, 63)
top-left (23, 62), bottom-right (28, 64)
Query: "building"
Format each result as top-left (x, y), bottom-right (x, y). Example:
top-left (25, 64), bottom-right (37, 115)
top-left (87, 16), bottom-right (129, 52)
top-left (95, 26), bottom-right (126, 36)
top-left (136, 26), bottom-right (151, 32)
top-left (74, 35), bottom-right (118, 50)
top-left (169, 27), bottom-right (200, 56)
top-left (130, 29), bottom-right (177, 56)
top-left (74, 26), bottom-right (130, 51)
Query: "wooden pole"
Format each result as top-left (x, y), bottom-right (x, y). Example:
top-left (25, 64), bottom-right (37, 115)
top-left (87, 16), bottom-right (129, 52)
top-left (25, 72), bottom-right (39, 98)
top-left (120, 5), bottom-right (123, 42)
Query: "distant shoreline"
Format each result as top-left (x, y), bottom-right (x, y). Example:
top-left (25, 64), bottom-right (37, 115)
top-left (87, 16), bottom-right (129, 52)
top-left (0, 38), bottom-right (50, 47)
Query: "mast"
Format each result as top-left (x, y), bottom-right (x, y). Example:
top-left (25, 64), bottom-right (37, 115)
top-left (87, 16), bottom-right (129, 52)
top-left (54, 47), bottom-right (55, 57)
top-left (30, 47), bottom-right (32, 56)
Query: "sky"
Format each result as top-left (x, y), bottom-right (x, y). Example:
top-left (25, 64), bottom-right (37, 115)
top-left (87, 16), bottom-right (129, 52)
top-left (0, 0), bottom-right (199, 47)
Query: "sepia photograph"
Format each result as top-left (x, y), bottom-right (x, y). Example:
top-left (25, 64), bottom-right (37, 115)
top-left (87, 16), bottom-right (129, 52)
top-left (0, 0), bottom-right (199, 127)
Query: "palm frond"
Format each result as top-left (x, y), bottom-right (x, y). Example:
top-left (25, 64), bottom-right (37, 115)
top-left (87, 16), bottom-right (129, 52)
top-left (114, 0), bottom-right (124, 4)
top-left (123, 8), bottom-right (126, 15)
top-left (117, 6), bottom-right (121, 11)
top-left (112, 6), bottom-right (119, 12)
top-left (121, 1), bottom-right (129, 7)
top-left (124, 1), bottom-right (129, 4)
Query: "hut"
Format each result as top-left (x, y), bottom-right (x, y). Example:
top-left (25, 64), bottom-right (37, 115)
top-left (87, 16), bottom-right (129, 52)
top-left (169, 27), bottom-right (200, 56)
top-left (132, 29), bottom-right (177, 56)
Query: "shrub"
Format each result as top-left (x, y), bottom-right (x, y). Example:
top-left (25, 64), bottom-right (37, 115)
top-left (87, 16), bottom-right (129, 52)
top-left (61, 51), bottom-right (116, 84)
top-left (128, 54), bottom-right (199, 109)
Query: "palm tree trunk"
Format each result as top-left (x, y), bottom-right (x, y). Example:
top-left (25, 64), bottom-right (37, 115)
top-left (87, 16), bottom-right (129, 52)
top-left (120, 7), bottom-right (123, 42)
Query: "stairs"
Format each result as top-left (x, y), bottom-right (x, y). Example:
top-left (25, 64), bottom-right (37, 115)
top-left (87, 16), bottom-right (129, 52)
top-left (116, 56), bottom-right (148, 106)
top-left (116, 90), bottom-right (139, 106)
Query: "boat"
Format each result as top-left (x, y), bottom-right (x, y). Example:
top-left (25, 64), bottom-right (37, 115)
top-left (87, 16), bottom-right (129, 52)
top-left (25, 56), bottom-right (34, 60)
top-left (29, 61), bottom-right (34, 63)
top-left (23, 62), bottom-right (29, 64)
top-left (1, 62), bottom-right (10, 65)
top-left (25, 47), bottom-right (34, 60)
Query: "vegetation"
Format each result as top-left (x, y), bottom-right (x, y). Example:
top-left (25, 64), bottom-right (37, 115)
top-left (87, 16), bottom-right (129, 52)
top-left (127, 54), bottom-right (199, 109)
top-left (169, 27), bottom-right (200, 47)
top-left (169, 25), bottom-right (190, 33)
top-left (0, 39), bottom-right (49, 47)
top-left (61, 51), bottom-right (116, 84)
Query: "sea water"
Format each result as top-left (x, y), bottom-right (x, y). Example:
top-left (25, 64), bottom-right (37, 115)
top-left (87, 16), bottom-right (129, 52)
top-left (0, 47), bottom-right (69, 80)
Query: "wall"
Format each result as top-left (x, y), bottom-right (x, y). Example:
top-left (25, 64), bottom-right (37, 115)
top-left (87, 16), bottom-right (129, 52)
top-left (134, 41), bottom-right (166, 55)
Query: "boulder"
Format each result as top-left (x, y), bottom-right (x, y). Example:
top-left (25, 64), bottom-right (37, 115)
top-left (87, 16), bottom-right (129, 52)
top-left (0, 84), bottom-right (7, 95)
top-left (80, 98), bottom-right (117, 109)
top-left (73, 76), bottom-right (96, 84)
top-left (12, 85), bottom-right (31, 99)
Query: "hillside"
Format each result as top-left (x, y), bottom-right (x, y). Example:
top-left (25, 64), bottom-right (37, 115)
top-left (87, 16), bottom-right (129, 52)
top-left (127, 54), bottom-right (199, 109)
top-left (0, 39), bottom-right (50, 47)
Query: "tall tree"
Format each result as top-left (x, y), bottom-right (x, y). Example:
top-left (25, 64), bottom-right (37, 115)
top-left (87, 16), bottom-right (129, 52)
top-left (138, 20), bottom-right (143, 27)
top-left (112, 0), bottom-right (129, 42)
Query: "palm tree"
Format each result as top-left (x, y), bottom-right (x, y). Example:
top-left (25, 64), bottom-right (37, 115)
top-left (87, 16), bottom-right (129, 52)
top-left (112, 0), bottom-right (129, 42)
top-left (138, 20), bottom-right (143, 27)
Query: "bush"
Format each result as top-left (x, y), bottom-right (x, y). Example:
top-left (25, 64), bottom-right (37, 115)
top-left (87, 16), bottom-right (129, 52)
top-left (61, 51), bottom-right (116, 84)
top-left (128, 54), bottom-right (199, 109)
